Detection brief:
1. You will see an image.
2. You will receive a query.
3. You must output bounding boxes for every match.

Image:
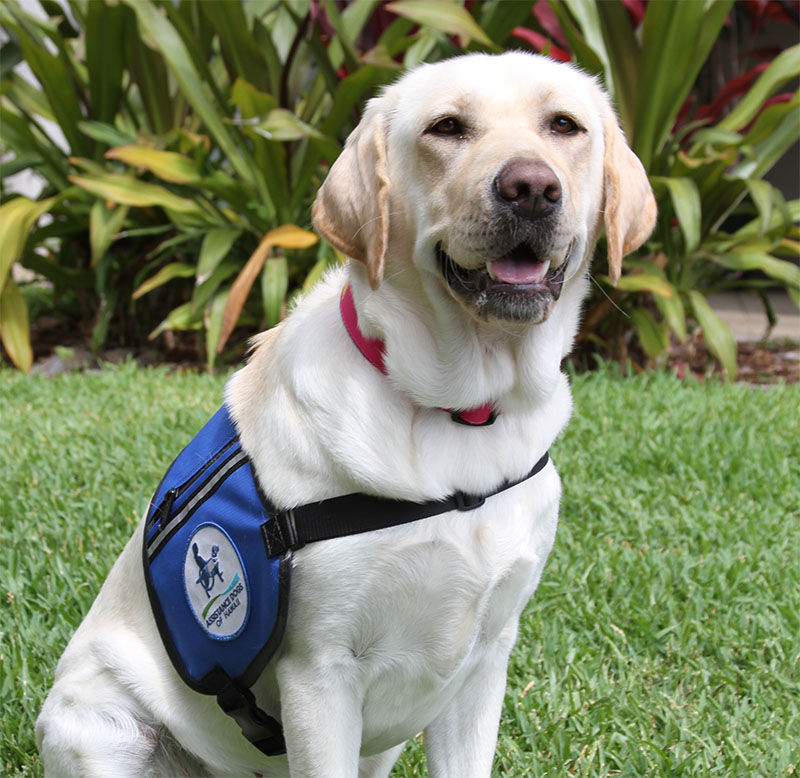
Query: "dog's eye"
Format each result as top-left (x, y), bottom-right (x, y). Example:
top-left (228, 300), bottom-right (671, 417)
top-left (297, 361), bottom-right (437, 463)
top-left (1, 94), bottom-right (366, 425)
top-left (550, 115), bottom-right (579, 135)
top-left (427, 117), bottom-right (466, 138)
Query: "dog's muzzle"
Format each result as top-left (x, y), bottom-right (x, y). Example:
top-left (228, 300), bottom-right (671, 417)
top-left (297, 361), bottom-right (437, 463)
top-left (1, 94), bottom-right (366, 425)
top-left (437, 241), bottom-right (570, 323)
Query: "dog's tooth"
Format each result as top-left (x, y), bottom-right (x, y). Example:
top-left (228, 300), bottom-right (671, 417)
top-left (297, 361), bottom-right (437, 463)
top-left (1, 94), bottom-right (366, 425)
top-left (486, 263), bottom-right (497, 281)
top-left (538, 260), bottom-right (551, 281)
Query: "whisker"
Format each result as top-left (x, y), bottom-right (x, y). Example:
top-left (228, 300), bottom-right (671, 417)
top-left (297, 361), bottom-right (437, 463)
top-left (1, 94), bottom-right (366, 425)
top-left (351, 210), bottom-right (407, 241)
top-left (590, 273), bottom-right (629, 318)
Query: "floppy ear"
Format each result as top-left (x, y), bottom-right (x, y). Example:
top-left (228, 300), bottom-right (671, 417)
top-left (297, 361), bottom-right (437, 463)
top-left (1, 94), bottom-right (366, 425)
top-left (312, 106), bottom-right (390, 289)
top-left (602, 112), bottom-right (657, 285)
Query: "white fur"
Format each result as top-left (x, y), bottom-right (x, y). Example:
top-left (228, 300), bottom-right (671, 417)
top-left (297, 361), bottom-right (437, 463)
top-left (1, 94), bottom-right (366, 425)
top-left (37, 52), bottom-right (654, 777)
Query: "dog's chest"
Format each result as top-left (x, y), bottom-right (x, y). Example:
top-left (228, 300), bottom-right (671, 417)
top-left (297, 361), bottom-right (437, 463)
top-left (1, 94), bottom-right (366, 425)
top-left (279, 472), bottom-right (559, 743)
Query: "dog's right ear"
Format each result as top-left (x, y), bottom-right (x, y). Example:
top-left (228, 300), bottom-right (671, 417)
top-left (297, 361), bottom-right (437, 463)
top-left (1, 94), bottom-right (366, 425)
top-left (312, 105), bottom-right (390, 289)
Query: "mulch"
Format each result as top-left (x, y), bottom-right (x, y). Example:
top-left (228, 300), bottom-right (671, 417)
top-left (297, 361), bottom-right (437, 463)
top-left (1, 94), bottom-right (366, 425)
top-left (14, 311), bottom-right (800, 384)
top-left (667, 337), bottom-right (799, 384)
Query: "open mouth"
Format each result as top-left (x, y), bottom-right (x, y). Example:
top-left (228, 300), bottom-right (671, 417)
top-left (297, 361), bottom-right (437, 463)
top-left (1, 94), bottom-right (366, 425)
top-left (437, 242), bottom-right (568, 321)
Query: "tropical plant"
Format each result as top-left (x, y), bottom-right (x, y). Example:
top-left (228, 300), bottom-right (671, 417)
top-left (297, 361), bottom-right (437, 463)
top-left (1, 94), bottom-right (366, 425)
top-left (1, 0), bottom-right (519, 371)
top-left (517, 0), bottom-right (800, 378)
top-left (1, 0), bottom-right (798, 378)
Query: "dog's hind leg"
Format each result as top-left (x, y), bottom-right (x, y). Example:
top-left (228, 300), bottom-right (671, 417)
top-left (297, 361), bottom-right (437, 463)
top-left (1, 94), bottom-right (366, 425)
top-left (36, 688), bottom-right (161, 778)
top-left (37, 688), bottom-right (212, 778)
top-left (358, 744), bottom-right (406, 778)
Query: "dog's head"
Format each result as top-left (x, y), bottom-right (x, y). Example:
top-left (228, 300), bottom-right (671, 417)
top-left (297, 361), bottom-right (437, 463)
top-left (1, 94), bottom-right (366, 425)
top-left (313, 52), bottom-right (656, 326)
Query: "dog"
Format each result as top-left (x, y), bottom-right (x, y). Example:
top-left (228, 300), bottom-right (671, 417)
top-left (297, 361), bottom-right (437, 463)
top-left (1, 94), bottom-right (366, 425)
top-left (36, 52), bottom-right (655, 777)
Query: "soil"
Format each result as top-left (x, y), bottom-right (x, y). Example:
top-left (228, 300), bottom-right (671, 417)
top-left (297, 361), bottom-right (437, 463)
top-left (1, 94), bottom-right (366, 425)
top-left (666, 336), bottom-right (799, 384)
top-left (12, 310), bottom-right (800, 384)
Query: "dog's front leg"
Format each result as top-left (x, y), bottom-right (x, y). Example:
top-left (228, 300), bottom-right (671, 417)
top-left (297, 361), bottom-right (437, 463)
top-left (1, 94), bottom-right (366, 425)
top-left (423, 638), bottom-right (515, 778)
top-left (277, 657), bottom-right (364, 777)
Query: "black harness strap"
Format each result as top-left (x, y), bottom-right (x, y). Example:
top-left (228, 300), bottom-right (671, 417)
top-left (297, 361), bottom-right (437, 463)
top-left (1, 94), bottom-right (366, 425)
top-left (217, 449), bottom-right (550, 758)
top-left (261, 451), bottom-right (550, 558)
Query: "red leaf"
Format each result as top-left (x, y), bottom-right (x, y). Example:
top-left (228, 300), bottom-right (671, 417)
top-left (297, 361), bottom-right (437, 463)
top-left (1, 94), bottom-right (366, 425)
top-left (621, 0), bottom-right (647, 26)
top-left (532, 0), bottom-right (568, 48)
top-left (511, 27), bottom-right (571, 62)
top-left (695, 63), bottom-right (770, 124)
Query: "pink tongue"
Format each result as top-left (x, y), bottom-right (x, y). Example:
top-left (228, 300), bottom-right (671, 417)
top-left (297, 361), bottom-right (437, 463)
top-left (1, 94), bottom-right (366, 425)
top-left (489, 258), bottom-right (547, 284)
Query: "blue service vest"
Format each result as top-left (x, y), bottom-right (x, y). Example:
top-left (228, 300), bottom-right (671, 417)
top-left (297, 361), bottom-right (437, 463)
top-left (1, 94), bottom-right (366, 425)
top-left (143, 406), bottom-right (290, 696)
top-left (141, 403), bottom-right (549, 756)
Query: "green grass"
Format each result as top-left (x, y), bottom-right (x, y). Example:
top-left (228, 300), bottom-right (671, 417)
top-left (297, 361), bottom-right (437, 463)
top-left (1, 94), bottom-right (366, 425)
top-left (2, 363), bottom-right (798, 777)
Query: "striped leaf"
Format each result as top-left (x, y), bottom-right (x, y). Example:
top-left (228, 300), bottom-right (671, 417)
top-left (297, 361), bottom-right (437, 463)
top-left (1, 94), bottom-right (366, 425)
top-left (0, 278), bottom-right (33, 373)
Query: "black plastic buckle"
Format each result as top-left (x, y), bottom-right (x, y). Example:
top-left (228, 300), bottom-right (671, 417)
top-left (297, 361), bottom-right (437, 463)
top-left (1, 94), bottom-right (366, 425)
top-left (454, 491), bottom-right (486, 511)
top-left (216, 682), bottom-right (285, 756)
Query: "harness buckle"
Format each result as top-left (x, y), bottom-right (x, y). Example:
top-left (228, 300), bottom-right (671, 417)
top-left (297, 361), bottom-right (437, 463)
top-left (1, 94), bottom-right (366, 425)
top-left (454, 491), bottom-right (486, 511)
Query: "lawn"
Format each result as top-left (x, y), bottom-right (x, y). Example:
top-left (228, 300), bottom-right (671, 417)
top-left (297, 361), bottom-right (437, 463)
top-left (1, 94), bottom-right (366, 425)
top-left (2, 363), bottom-right (798, 777)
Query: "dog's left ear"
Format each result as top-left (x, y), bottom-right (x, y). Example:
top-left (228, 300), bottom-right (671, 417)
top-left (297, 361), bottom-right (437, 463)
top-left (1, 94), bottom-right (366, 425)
top-left (602, 111), bottom-right (657, 285)
top-left (312, 104), bottom-right (390, 289)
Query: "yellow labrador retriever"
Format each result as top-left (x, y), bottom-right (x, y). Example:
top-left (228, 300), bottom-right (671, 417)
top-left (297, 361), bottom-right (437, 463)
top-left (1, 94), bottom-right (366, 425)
top-left (37, 52), bottom-right (655, 778)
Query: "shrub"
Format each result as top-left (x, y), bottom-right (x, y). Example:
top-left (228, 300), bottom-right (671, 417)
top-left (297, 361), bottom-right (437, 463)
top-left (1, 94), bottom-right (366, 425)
top-left (1, 0), bottom-right (798, 376)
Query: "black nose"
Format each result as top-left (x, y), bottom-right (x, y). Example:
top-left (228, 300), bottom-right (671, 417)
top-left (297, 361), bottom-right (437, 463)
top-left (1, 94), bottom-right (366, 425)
top-left (494, 159), bottom-right (562, 219)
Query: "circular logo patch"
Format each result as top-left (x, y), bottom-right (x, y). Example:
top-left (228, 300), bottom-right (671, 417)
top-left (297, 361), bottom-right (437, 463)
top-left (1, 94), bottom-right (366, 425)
top-left (184, 523), bottom-right (249, 640)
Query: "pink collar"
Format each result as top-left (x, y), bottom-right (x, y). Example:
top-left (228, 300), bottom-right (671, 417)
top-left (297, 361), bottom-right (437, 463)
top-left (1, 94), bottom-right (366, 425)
top-left (339, 284), bottom-right (497, 426)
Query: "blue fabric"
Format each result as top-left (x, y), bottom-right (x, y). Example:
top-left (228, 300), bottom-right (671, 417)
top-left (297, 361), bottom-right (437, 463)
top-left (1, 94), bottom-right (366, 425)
top-left (144, 407), bottom-right (284, 690)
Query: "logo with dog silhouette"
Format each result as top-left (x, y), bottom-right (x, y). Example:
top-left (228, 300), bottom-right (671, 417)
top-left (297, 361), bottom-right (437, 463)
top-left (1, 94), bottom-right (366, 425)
top-left (184, 524), bottom-right (249, 639)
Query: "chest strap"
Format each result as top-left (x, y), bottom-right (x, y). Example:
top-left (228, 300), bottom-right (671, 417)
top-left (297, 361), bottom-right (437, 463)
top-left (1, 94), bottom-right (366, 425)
top-left (260, 450), bottom-right (549, 558)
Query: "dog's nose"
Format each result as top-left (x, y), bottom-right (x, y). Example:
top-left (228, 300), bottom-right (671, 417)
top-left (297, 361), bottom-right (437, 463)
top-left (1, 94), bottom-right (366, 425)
top-left (494, 159), bottom-right (562, 219)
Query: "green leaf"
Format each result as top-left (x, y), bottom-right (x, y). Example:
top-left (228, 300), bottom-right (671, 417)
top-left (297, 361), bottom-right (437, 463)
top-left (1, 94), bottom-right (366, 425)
top-left (630, 308), bottom-right (669, 361)
top-left (562, 0), bottom-right (612, 82)
top-left (302, 254), bottom-right (332, 293)
top-left (192, 262), bottom-right (238, 313)
top-left (249, 109), bottom-right (341, 162)
top-left (654, 289), bottom-right (687, 344)
top-left (385, 1), bottom-right (498, 50)
top-left (611, 273), bottom-right (674, 298)
top-left (731, 199), bottom-right (800, 240)
top-left (133, 263), bottom-right (196, 300)
top-left (230, 78), bottom-right (285, 220)
top-left (149, 301), bottom-right (202, 339)
top-left (594, 0), bottom-right (639, 133)
top-left (89, 201), bottom-right (129, 267)
top-left (717, 44), bottom-right (800, 132)
top-left (125, 21), bottom-right (173, 135)
top-left (85, 0), bottom-right (126, 130)
top-left (745, 180), bottom-right (774, 238)
top-left (651, 176), bottom-right (702, 255)
top-left (290, 64), bottom-right (398, 212)
top-left (633, 0), bottom-right (732, 168)
top-left (10, 14), bottom-right (90, 157)
top-left (708, 252), bottom-right (800, 291)
top-left (105, 146), bottom-right (202, 185)
top-left (0, 196), bottom-right (59, 294)
top-left (205, 289), bottom-right (230, 369)
top-left (688, 290), bottom-right (737, 380)
top-left (197, 228), bottom-right (242, 282)
top-left (261, 256), bottom-right (288, 329)
top-left (77, 121), bottom-right (137, 148)
top-left (731, 94), bottom-right (800, 180)
top-left (69, 173), bottom-right (205, 216)
top-left (90, 285), bottom-right (119, 353)
top-left (122, 0), bottom-right (253, 185)
top-left (0, 278), bottom-right (33, 373)
top-left (199, 0), bottom-right (270, 93)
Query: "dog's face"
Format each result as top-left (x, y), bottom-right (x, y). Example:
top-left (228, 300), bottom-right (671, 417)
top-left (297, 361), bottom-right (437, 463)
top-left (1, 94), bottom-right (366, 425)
top-left (313, 52), bottom-right (655, 326)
